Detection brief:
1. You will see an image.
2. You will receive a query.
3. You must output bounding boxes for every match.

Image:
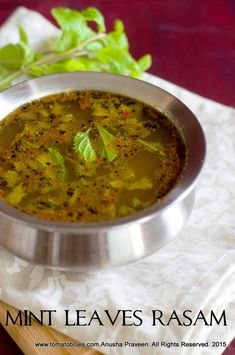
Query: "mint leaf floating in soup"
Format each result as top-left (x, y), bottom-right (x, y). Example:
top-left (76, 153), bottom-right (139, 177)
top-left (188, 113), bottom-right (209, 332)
top-left (128, 177), bottom-right (153, 190)
top-left (6, 184), bottom-right (25, 204)
top-left (138, 139), bottom-right (165, 156)
top-left (73, 129), bottom-right (97, 162)
top-left (97, 126), bottom-right (117, 162)
top-left (3, 170), bottom-right (20, 187)
top-left (0, 6), bottom-right (152, 91)
top-left (48, 147), bottom-right (66, 179)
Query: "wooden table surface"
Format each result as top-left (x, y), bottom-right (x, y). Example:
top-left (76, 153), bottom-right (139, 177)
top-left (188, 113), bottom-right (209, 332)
top-left (0, 0), bottom-right (234, 353)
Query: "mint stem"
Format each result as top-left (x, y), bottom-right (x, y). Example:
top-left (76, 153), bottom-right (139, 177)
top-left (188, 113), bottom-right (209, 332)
top-left (0, 69), bottom-right (23, 89)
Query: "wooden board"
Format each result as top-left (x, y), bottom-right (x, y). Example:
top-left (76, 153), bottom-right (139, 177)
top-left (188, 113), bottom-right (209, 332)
top-left (0, 301), bottom-right (103, 355)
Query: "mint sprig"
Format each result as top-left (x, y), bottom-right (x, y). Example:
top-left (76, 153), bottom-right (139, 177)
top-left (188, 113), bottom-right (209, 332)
top-left (0, 6), bottom-right (152, 91)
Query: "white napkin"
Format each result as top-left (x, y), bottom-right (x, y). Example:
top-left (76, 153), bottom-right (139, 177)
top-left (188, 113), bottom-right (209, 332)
top-left (0, 7), bottom-right (234, 355)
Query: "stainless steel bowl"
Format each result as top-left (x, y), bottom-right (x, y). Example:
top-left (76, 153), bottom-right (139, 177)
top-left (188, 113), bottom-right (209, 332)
top-left (0, 72), bottom-right (206, 270)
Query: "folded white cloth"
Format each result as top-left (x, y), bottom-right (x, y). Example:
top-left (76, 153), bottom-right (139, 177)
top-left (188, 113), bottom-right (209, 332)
top-left (0, 7), bottom-right (234, 355)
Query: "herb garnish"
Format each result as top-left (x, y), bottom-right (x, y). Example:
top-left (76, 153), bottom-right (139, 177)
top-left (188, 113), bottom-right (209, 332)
top-left (73, 129), bottom-right (97, 162)
top-left (138, 139), bottom-right (165, 156)
top-left (73, 126), bottom-right (117, 163)
top-left (0, 7), bottom-right (151, 91)
top-left (48, 147), bottom-right (66, 178)
top-left (98, 126), bottom-right (117, 162)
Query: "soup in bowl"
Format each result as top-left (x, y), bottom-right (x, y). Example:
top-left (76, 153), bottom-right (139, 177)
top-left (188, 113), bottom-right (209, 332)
top-left (0, 73), bottom-right (206, 270)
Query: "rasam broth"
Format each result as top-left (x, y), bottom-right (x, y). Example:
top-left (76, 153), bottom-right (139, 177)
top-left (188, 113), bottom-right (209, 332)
top-left (0, 91), bottom-right (187, 222)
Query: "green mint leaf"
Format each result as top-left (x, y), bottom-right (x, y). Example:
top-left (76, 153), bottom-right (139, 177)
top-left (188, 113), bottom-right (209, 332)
top-left (6, 184), bottom-right (25, 204)
top-left (72, 57), bottom-right (107, 71)
top-left (94, 47), bottom-right (141, 77)
top-left (28, 59), bottom-right (87, 77)
top-left (26, 66), bottom-right (45, 77)
top-left (114, 20), bottom-right (124, 33)
top-left (52, 58), bottom-right (86, 72)
top-left (137, 54), bottom-right (152, 72)
top-left (94, 19), bottom-right (151, 77)
top-left (0, 6), bottom-right (152, 89)
top-left (18, 25), bottom-right (28, 44)
top-left (48, 147), bottom-right (66, 178)
top-left (0, 44), bottom-right (24, 70)
top-left (73, 129), bottom-right (96, 162)
top-left (52, 7), bottom-right (87, 32)
top-left (98, 126), bottom-right (117, 162)
top-left (81, 7), bottom-right (106, 33)
top-left (55, 31), bottom-right (78, 53)
top-left (51, 7), bottom-right (94, 52)
top-left (101, 20), bottom-right (128, 50)
top-left (138, 139), bottom-right (165, 156)
top-left (0, 27), bottom-right (35, 71)
top-left (18, 26), bottom-right (35, 66)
